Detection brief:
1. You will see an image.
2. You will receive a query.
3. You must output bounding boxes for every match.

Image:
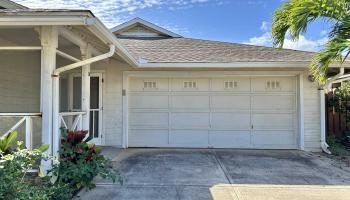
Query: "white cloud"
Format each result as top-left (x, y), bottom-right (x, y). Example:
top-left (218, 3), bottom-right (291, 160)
top-left (260, 21), bottom-right (269, 31)
top-left (14, 0), bottom-right (217, 27)
top-left (246, 32), bottom-right (328, 52)
top-left (283, 36), bottom-right (328, 51)
top-left (246, 32), bottom-right (271, 46)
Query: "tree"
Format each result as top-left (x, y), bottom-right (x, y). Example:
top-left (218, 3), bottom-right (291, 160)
top-left (272, 0), bottom-right (350, 85)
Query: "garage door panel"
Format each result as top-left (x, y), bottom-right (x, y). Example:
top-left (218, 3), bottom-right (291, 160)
top-left (251, 77), bottom-right (295, 92)
top-left (128, 75), bottom-right (298, 149)
top-left (211, 95), bottom-right (250, 110)
top-left (129, 77), bottom-right (169, 91)
top-left (209, 131), bottom-right (251, 148)
top-left (129, 112), bottom-right (169, 128)
top-left (211, 112), bottom-right (250, 129)
top-left (171, 78), bottom-right (210, 91)
top-left (172, 95), bottom-right (209, 109)
top-left (129, 95), bottom-right (169, 109)
top-left (252, 113), bottom-right (294, 130)
top-left (171, 112), bottom-right (210, 128)
top-left (211, 77), bottom-right (250, 92)
top-left (129, 129), bottom-right (169, 147)
top-left (252, 95), bottom-right (294, 111)
top-left (252, 131), bottom-right (296, 146)
top-left (170, 130), bottom-right (208, 147)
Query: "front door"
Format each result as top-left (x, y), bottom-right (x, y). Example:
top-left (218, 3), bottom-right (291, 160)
top-left (70, 73), bottom-right (103, 145)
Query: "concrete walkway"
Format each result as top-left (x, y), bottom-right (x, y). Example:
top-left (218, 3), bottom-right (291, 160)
top-left (77, 148), bottom-right (350, 200)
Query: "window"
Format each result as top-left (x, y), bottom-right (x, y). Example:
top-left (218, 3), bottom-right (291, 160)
top-left (183, 81), bottom-right (197, 89)
top-left (266, 80), bottom-right (281, 89)
top-left (143, 81), bottom-right (157, 89)
top-left (224, 80), bottom-right (238, 89)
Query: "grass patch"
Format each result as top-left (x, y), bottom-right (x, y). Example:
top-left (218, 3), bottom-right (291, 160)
top-left (327, 136), bottom-right (350, 167)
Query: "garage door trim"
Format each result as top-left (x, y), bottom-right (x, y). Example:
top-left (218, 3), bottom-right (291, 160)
top-left (122, 71), bottom-right (304, 149)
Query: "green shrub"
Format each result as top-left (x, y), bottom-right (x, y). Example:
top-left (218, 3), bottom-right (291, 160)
top-left (0, 131), bottom-right (18, 155)
top-left (51, 129), bottom-right (120, 190)
top-left (0, 142), bottom-right (72, 200)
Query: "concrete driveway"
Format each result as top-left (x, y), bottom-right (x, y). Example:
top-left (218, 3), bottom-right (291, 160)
top-left (77, 148), bottom-right (350, 200)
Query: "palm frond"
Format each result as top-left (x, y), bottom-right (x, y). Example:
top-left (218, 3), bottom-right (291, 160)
top-left (272, 0), bottom-right (349, 48)
top-left (310, 37), bottom-right (350, 85)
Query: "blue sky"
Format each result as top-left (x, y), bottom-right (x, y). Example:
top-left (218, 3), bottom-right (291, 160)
top-left (16, 0), bottom-right (331, 51)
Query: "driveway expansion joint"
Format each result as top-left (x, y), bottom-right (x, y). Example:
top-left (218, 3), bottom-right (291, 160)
top-left (211, 150), bottom-right (233, 184)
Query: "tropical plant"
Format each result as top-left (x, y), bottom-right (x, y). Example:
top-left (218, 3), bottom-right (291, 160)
top-left (0, 131), bottom-right (18, 155)
top-left (272, 0), bottom-right (350, 85)
top-left (0, 142), bottom-right (72, 200)
top-left (51, 129), bottom-right (120, 190)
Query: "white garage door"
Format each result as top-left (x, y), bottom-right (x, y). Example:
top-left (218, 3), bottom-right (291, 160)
top-left (128, 76), bottom-right (297, 149)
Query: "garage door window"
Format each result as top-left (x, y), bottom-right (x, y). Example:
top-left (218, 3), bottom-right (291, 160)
top-left (266, 80), bottom-right (281, 90)
top-left (224, 80), bottom-right (238, 89)
top-left (143, 81), bottom-right (157, 90)
top-left (183, 81), bottom-right (197, 89)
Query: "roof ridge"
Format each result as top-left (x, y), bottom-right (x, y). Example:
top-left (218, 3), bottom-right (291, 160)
top-left (178, 37), bottom-right (316, 54)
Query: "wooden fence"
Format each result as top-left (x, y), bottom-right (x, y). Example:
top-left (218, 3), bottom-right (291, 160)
top-left (326, 92), bottom-right (346, 138)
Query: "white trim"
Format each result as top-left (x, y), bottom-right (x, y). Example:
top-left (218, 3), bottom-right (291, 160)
top-left (123, 70), bottom-right (303, 78)
top-left (0, 16), bottom-right (92, 26)
top-left (136, 62), bottom-right (350, 68)
top-left (110, 17), bottom-right (182, 38)
top-left (0, 46), bottom-right (42, 50)
top-left (298, 74), bottom-right (305, 150)
top-left (122, 72), bottom-right (129, 148)
top-left (0, 113), bottom-right (41, 116)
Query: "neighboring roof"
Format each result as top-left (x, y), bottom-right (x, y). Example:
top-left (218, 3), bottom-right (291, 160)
top-left (110, 17), bottom-right (182, 38)
top-left (118, 37), bottom-right (315, 63)
top-left (0, 0), bottom-right (27, 9)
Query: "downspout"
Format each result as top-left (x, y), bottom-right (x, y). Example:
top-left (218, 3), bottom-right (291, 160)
top-left (320, 67), bottom-right (345, 154)
top-left (319, 88), bottom-right (331, 154)
top-left (54, 44), bottom-right (115, 75)
top-left (51, 44), bottom-right (115, 155)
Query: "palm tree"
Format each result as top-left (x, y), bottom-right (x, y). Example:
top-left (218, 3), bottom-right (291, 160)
top-left (272, 0), bottom-right (350, 85)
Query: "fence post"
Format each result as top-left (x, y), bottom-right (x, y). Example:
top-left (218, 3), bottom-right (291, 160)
top-left (25, 116), bottom-right (33, 150)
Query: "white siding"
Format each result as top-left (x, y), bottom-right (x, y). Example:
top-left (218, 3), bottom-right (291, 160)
top-left (302, 72), bottom-right (321, 151)
top-left (96, 66), bottom-right (321, 151)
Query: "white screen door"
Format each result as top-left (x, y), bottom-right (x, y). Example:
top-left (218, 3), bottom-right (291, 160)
top-left (70, 73), bottom-right (103, 145)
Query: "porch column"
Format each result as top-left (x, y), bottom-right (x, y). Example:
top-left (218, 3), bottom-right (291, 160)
top-left (40, 26), bottom-right (58, 172)
top-left (81, 45), bottom-right (91, 132)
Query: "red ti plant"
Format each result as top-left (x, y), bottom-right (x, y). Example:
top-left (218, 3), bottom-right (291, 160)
top-left (52, 129), bottom-right (119, 190)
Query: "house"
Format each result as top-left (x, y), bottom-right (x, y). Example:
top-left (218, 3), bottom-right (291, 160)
top-left (0, 5), bottom-right (347, 169)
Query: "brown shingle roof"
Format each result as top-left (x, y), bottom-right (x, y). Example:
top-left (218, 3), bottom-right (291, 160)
top-left (118, 37), bottom-right (315, 63)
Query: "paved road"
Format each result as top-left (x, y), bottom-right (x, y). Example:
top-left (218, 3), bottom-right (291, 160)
top-left (77, 148), bottom-right (350, 200)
